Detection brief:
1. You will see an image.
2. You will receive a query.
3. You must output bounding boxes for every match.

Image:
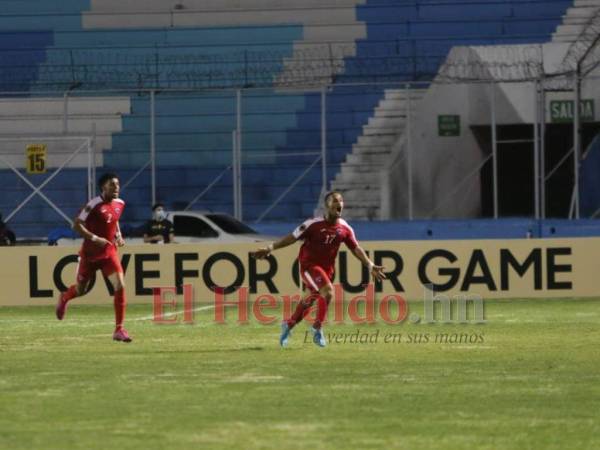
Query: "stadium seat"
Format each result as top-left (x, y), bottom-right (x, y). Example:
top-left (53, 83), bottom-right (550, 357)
top-left (0, 0), bottom-right (573, 235)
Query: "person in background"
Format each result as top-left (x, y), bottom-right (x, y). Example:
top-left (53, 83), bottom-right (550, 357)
top-left (0, 213), bottom-right (16, 246)
top-left (143, 203), bottom-right (175, 244)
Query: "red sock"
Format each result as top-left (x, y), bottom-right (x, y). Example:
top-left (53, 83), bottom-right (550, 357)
top-left (62, 285), bottom-right (78, 302)
top-left (287, 294), bottom-right (317, 328)
top-left (313, 295), bottom-right (329, 329)
top-left (114, 289), bottom-right (126, 330)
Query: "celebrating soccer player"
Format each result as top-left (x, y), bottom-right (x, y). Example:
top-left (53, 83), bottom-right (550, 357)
top-left (251, 191), bottom-right (386, 348)
top-left (55, 173), bottom-right (132, 343)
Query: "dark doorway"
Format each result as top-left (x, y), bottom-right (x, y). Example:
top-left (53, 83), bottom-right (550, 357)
top-left (474, 122), bottom-right (600, 218)
top-left (544, 123), bottom-right (600, 217)
top-left (474, 124), bottom-right (534, 217)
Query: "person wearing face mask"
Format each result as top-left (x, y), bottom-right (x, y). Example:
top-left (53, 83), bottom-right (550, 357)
top-left (143, 203), bottom-right (175, 244)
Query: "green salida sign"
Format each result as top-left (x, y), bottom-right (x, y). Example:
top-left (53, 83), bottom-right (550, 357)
top-left (438, 115), bottom-right (460, 137)
top-left (550, 100), bottom-right (595, 123)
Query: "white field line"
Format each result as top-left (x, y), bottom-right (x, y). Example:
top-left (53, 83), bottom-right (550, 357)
top-left (0, 304), bottom-right (234, 327)
top-left (135, 303), bottom-right (221, 322)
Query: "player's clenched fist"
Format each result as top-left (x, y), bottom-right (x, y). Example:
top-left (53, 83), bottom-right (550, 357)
top-left (251, 247), bottom-right (271, 259)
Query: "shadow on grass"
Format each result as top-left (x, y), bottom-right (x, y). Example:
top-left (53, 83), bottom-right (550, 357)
top-left (105, 346), bottom-right (267, 354)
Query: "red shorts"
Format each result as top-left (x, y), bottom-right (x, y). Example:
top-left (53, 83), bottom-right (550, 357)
top-left (76, 251), bottom-right (123, 284)
top-left (300, 265), bottom-right (333, 294)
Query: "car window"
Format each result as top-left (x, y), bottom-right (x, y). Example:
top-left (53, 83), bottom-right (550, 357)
top-left (206, 214), bottom-right (257, 234)
top-left (173, 215), bottom-right (219, 238)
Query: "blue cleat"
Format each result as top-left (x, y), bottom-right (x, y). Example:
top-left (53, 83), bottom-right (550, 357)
top-left (279, 321), bottom-right (292, 347)
top-left (311, 327), bottom-right (327, 348)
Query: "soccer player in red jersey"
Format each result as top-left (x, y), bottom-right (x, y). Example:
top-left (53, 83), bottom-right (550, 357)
top-left (252, 191), bottom-right (386, 347)
top-left (55, 173), bottom-right (132, 343)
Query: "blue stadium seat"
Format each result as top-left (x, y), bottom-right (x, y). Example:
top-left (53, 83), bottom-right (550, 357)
top-left (0, 0), bottom-right (573, 235)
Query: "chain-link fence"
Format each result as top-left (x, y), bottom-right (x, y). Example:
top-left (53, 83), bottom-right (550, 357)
top-left (2, 14), bottom-right (600, 237)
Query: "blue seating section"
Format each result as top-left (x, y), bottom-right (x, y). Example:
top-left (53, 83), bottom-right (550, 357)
top-left (0, 31), bottom-right (54, 91)
top-left (38, 26), bottom-right (303, 89)
top-left (0, 0), bottom-right (573, 237)
top-left (277, 0), bottom-right (572, 204)
top-left (0, 166), bottom-right (332, 236)
top-left (106, 90), bottom-right (305, 168)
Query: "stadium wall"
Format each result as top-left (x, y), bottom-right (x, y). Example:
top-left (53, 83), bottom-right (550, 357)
top-left (384, 41), bottom-right (600, 219)
top-left (0, 0), bottom-right (574, 235)
top-left (253, 218), bottom-right (600, 240)
top-left (1, 237), bottom-right (597, 306)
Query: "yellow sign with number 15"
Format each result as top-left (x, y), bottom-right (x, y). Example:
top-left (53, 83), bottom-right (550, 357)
top-left (26, 144), bottom-right (47, 174)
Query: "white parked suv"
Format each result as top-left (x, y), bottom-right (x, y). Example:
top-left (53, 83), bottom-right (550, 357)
top-left (56, 211), bottom-right (273, 245)
top-left (140, 211), bottom-right (273, 243)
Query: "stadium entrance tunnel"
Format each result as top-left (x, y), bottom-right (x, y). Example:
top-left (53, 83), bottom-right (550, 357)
top-left (474, 122), bottom-right (600, 218)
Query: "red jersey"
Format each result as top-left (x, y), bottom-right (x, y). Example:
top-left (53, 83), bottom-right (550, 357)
top-left (293, 217), bottom-right (358, 272)
top-left (77, 195), bottom-right (125, 261)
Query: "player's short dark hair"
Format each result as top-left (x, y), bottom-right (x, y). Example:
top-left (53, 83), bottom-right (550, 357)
top-left (98, 172), bottom-right (118, 190)
top-left (324, 190), bottom-right (342, 204)
top-left (152, 203), bottom-right (164, 211)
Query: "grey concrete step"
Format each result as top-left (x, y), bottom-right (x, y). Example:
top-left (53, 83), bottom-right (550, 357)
top-left (351, 144), bottom-right (391, 155)
top-left (346, 152), bottom-right (390, 165)
top-left (366, 116), bottom-right (406, 129)
top-left (356, 134), bottom-right (396, 146)
top-left (384, 89), bottom-right (426, 100)
top-left (562, 6), bottom-right (599, 19)
top-left (573, 0), bottom-right (600, 7)
top-left (337, 167), bottom-right (384, 181)
top-left (334, 171), bottom-right (378, 184)
top-left (339, 206), bottom-right (380, 220)
top-left (331, 180), bottom-right (381, 192)
top-left (329, 87), bottom-right (425, 220)
top-left (563, 15), bottom-right (597, 25)
top-left (554, 24), bottom-right (586, 36)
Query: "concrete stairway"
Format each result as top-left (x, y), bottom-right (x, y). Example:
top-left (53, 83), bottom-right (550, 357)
top-left (552, 0), bottom-right (600, 42)
top-left (330, 89), bottom-right (425, 220)
top-left (0, 97), bottom-right (130, 168)
top-left (333, 0), bottom-right (597, 221)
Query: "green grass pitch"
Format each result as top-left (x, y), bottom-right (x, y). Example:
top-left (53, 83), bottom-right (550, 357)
top-left (1, 298), bottom-right (599, 450)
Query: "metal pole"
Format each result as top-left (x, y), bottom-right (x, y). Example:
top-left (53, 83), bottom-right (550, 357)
top-left (150, 90), bottom-right (156, 206)
top-left (533, 80), bottom-right (540, 220)
top-left (63, 91), bottom-right (69, 134)
top-left (92, 122), bottom-right (97, 197)
top-left (540, 80), bottom-right (546, 219)
top-left (321, 86), bottom-right (327, 199)
top-left (185, 165), bottom-right (233, 211)
top-left (256, 155), bottom-right (322, 223)
top-left (490, 82), bottom-right (499, 218)
top-left (232, 130), bottom-right (239, 219)
top-left (236, 89), bottom-right (243, 220)
top-left (87, 137), bottom-right (92, 202)
top-left (573, 72), bottom-right (581, 219)
top-left (406, 83), bottom-right (413, 220)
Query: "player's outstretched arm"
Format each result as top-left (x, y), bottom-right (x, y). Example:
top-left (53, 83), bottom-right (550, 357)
top-left (351, 245), bottom-right (387, 282)
top-left (251, 233), bottom-right (298, 259)
top-left (73, 218), bottom-right (110, 248)
top-left (115, 222), bottom-right (125, 247)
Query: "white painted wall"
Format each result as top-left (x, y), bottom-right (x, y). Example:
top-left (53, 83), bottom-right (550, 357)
top-left (383, 40), bottom-right (600, 219)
